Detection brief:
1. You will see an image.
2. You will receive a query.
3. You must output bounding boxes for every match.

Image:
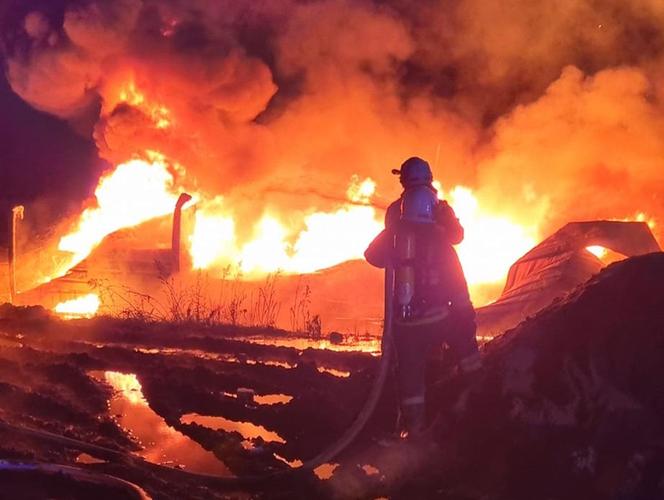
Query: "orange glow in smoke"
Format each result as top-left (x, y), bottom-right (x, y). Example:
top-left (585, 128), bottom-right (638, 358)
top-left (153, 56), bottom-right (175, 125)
top-left (113, 79), bottom-right (172, 129)
top-left (54, 293), bottom-right (100, 319)
top-left (118, 80), bottom-right (145, 106)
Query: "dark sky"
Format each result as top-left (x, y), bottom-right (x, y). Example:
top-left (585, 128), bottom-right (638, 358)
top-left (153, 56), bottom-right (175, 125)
top-left (0, 65), bottom-right (104, 244)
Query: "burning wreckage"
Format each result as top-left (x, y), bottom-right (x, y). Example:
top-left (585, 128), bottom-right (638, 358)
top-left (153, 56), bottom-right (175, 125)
top-left (1, 0), bottom-right (664, 499)
top-left (0, 209), bottom-right (661, 499)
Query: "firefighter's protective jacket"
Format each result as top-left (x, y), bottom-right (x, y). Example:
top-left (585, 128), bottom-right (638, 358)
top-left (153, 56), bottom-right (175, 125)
top-left (364, 196), bottom-right (471, 311)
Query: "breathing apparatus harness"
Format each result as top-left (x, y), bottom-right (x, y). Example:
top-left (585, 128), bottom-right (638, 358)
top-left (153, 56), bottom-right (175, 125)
top-left (393, 185), bottom-right (450, 327)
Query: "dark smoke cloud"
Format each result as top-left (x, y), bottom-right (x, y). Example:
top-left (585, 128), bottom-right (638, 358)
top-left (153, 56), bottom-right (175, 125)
top-left (1, 0), bottom-right (663, 246)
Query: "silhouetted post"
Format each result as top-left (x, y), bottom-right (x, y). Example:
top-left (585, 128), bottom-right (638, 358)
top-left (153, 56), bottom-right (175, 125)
top-left (171, 193), bottom-right (192, 273)
top-left (8, 205), bottom-right (24, 304)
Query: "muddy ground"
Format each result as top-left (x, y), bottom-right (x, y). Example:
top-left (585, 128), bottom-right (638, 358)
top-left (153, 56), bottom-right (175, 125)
top-left (1, 252), bottom-right (664, 500)
top-left (0, 307), bottom-right (401, 499)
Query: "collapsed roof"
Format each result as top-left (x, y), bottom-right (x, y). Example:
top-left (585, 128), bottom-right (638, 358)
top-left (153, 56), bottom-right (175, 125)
top-left (476, 221), bottom-right (661, 337)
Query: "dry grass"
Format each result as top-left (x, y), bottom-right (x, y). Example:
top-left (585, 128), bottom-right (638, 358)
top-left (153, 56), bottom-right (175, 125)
top-left (289, 278), bottom-right (322, 338)
top-left (90, 265), bottom-right (314, 333)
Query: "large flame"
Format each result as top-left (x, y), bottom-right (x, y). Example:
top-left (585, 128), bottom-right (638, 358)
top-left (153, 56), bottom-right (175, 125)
top-left (57, 152), bottom-right (181, 272)
top-left (188, 176), bottom-right (384, 276)
top-left (447, 186), bottom-right (538, 285)
top-left (46, 147), bottom-right (662, 322)
top-left (55, 150), bottom-right (543, 296)
top-left (189, 174), bottom-right (538, 285)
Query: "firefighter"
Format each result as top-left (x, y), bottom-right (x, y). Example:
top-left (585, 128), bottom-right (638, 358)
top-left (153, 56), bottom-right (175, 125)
top-left (364, 156), bottom-right (481, 436)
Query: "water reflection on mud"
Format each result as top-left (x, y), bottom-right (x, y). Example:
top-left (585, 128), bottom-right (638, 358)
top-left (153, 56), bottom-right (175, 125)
top-left (180, 413), bottom-right (286, 444)
top-left (133, 346), bottom-right (349, 377)
top-left (314, 463), bottom-right (339, 480)
top-left (254, 393), bottom-right (293, 405)
top-left (317, 366), bottom-right (351, 378)
top-left (242, 336), bottom-right (381, 355)
top-left (92, 371), bottom-right (229, 476)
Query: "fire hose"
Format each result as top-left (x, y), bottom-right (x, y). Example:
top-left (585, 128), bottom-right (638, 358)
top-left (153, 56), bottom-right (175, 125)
top-left (0, 460), bottom-right (151, 500)
top-left (0, 265), bottom-right (397, 489)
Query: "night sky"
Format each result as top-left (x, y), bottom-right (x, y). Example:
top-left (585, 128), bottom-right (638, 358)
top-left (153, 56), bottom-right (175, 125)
top-left (0, 65), bottom-right (104, 243)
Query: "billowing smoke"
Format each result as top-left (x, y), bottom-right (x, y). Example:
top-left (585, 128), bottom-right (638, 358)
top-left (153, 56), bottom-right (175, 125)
top-left (2, 0), bottom-right (663, 244)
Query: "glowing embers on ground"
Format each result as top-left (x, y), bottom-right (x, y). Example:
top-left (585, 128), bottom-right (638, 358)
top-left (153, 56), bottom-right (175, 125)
top-left (54, 294), bottom-right (100, 319)
top-left (93, 371), bottom-right (229, 475)
top-left (57, 153), bottom-right (183, 274)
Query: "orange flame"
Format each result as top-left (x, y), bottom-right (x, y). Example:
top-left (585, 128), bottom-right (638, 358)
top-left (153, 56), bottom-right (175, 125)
top-left (188, 176), bottom-right (383, 276)
top-left (49, 142), bottom-right (547, 306)
top-left (113, 79), bottom-right (172, 129)
top-left (57, 153), bottom-right (181, 272)
top-left (54, 293), bottom-right (100, 319)
top-left (447, 186), bottom-right (539, 285)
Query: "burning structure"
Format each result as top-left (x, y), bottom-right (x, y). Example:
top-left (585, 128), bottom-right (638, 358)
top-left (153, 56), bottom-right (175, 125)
top-left (1, 0), bottom-right (662, 322)
top-left (0, 0), bottom-right (663, 498)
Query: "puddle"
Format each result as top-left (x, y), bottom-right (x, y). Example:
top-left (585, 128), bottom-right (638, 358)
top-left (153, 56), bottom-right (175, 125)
top-left (274, 454), bottom-right (303, 468)
top-left (134, 347), bottom-right (296, 370)
top-left (134, 345), bottom-right (349, 379)
top-left (241, 336), bottom-right (381, 355)
top-left (245, 359), bottom-right (296, 369)
top-left (136, 345), bottom-right (349, 378)
top-left (314, 463), bottom-right (339, 480)
top-left (317, 367), bottom-right (351, 378)
top-left (92, 371), bottom-right (229, 476)
top-left (362, 464), bottom-right (380, 476)
top-left (254, 394), bottom-right (293, 405)
top-left (181, 413), bottom-right (286, 444)
top-left (134, 347), bottom-right (239, 363)
top-left (75, 453), bottom-right (106, 465)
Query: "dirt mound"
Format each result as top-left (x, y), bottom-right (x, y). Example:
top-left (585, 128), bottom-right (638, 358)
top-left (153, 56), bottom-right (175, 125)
top-left (424, 252), bottom-right (664, 499)
top-left (326, 253), bottom-right (664, 499)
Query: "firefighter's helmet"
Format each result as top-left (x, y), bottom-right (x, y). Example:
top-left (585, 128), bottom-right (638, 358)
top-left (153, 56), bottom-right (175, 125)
top-left (391, 157), bottom-right (433, 188)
